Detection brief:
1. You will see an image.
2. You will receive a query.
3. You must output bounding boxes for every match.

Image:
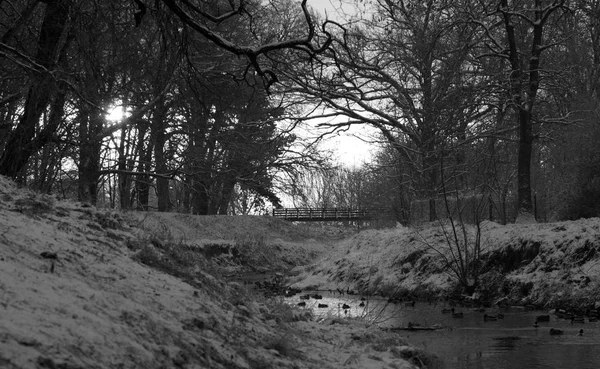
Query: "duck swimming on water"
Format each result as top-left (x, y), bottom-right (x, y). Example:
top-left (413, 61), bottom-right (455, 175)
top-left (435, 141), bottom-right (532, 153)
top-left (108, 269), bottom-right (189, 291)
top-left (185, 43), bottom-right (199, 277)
top-left (452, 310), bottom-right (464, 318)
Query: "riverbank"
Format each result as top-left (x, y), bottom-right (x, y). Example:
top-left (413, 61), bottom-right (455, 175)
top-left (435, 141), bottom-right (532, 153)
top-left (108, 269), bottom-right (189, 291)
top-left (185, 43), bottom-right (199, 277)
top-left (290, 219), bottom-right (600, 312)
top-left (0, 176), bottom-right (435, 369)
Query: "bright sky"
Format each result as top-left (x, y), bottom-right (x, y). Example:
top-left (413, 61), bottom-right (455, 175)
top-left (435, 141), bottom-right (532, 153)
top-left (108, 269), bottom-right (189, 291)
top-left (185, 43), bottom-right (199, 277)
top-left (308, 0), bottom-right (356, 20)
top-left (305, 0), bottom-right (377, 166)
top-left (320, 124), bottom-right (377, 167)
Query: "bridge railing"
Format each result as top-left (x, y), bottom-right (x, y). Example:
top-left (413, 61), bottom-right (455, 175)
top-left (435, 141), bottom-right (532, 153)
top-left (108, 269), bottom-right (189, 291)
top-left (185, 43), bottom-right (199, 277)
top-left (272, 208), bottom-right (370, 221)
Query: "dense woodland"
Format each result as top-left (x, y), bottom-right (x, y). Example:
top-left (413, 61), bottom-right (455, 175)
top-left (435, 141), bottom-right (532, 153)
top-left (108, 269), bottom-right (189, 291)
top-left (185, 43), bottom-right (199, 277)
top-left (0, 0), bottom-right (599, 224)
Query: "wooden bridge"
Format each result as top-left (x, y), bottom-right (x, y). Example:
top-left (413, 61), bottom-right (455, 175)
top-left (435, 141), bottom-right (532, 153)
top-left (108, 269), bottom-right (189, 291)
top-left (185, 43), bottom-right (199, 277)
top-left (272, 208), bottom-right (370, 222)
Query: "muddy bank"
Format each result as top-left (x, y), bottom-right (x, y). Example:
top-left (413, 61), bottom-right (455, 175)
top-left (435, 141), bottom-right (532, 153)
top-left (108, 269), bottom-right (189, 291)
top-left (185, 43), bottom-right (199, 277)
top-left (290, 219), bottom-right (600, 311)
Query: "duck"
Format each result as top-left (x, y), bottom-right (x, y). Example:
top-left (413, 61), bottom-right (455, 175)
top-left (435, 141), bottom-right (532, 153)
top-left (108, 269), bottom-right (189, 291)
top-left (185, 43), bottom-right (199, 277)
top-left (578, 329), bottom-right (584, 336)
top-left (549, 328), bottom-right (564, 335)
top-left (284, 290), bottom-right (297, 297)
top-left (407, 322), bottom-right (421, 329)
top-left (341, 303), bottom-right (351, 310)
top-left (318, 303), bottom-right (328, 308)
top-left (311, 294), bottom-right (323, 299)
top-left (571, 315), bottom-right (585, 323)
top-left (536, 314), bottom-right (550, 322)
top-left (534, 321), bottom-right (539, 328)
top-left (297, 301), bottom-right (306, 307)
top-left (554, 309), bottom-right (567, 318)
top-left (484, 314), bottom-right (498, 321)
top-left (452, 310), bottom-right (464, 318)
top-left (359, 301), bottom-right (365, 307)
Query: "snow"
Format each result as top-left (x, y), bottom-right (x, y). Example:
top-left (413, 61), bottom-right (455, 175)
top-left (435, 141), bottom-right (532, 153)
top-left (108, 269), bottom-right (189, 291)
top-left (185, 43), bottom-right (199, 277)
top-left (3, 173), bottom-right (599, 369)
top-left (0, 176), bottom-right (426, 368)
top-left (291, 216), bottom-right (600, 310)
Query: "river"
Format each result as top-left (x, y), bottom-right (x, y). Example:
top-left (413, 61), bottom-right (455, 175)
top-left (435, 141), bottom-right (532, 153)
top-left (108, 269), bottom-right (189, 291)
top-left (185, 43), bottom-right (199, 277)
top-left (286, 291), bottom-right (600, 369)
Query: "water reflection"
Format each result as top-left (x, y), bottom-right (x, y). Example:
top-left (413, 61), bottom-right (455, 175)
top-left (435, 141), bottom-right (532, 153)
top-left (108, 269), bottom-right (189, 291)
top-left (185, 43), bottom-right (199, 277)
top-left (286, 291), bottom-right (600, 368)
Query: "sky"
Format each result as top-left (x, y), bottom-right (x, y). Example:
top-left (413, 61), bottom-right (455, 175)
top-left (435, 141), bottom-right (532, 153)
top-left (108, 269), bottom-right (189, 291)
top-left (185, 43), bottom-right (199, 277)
top-left (307, 0), bottom-right (356, 20)
top-left (305, 1), bottom-right (378, 166)
top-left (320, 124), bottom-right (377, 167)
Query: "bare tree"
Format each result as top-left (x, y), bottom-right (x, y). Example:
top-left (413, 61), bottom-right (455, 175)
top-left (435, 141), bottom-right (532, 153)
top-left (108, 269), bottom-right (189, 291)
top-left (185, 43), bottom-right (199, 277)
top-left (280, 0), bottom-right (493, 221)
top-left (0, 0), bottom-right (72, 178)
top-left (471, 0), bottom-right (572, 222)
top-left (0, 0), bottom-right (331, 197)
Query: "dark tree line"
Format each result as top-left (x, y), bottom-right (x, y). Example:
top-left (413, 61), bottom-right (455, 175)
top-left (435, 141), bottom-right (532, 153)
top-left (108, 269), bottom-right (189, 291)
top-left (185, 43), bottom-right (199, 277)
top-left (0, 0), bottom-right (330, 214)
top-left (277, 0), bottom-right (600, 224)
top-left (1, 0), bottom-right (599, 222)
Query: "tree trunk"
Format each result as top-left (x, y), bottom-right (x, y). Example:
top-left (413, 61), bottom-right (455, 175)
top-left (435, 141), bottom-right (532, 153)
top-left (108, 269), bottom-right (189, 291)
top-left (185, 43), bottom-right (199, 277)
top-left (0, 0), bottom-right (70, 178)
top-left (155, 124), bottom-right (170, 212)
top-left (118, 127), bottom-right (132, 209)
top-left (218, 175), bottom-right (236, 215)
top-left (35, 85), bottom-right (67, 193)
top-left (78, 112), bottom-right (103, 204)
top-left (192, 179), bottom-right (210, 215)
top-left (135, 126), bottom-right (152, 211)
top-left (151, 100), bottom-right (170, 212)
top-left (516, 108), bottom-right (534, 217)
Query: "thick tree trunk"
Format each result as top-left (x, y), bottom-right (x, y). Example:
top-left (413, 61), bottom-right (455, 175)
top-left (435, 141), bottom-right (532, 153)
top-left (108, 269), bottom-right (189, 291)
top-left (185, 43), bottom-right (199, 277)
top-left (135, 127), bottom-right (152, 211)
top-left (78, 112), bottom-right (103, 204)
top-left (517, 109), bottom-right (534, 217)
top-left (218, 176), bottom-right (236, 215)
top-left (118, 127), bottom-right (132, 209)
top-left (151, 100), bottom-right (170, 212)
top-left (35, 85), bottom-right (67, 193)
top-left (192, 179), bottom-right (209, 215)
top-left (500, 0), bottom-right (553, 223)
top-left (0, 0), bottom-right (70, 178)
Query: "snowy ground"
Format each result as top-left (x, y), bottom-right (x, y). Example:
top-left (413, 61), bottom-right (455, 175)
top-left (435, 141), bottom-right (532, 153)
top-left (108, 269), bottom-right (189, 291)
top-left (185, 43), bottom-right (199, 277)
top-left (3, 173), bottom-right (598, 369)
top-left (0, 176), bottom-right (437, 369)
top-left (291, 219), bottom-right (600, 310)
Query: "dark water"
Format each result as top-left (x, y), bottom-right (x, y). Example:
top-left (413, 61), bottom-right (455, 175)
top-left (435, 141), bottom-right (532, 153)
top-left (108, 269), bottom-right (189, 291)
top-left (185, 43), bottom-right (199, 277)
top-left (287, 291), bottom-right (600, 369)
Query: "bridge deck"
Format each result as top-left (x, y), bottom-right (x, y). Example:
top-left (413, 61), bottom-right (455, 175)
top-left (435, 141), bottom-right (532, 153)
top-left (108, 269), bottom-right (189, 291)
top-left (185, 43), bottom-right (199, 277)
top-left (272, 208), bottom-right (369, 222)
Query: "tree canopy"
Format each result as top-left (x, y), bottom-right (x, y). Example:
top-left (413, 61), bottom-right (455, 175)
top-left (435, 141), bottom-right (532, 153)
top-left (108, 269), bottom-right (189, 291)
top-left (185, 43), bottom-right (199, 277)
top-left (1, 0), bottom-right (599, 221)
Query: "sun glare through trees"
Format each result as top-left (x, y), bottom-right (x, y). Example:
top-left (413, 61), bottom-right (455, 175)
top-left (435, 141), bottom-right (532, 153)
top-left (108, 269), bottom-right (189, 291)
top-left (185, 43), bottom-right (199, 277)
top-left (0, 0), bottom-right (598, 221)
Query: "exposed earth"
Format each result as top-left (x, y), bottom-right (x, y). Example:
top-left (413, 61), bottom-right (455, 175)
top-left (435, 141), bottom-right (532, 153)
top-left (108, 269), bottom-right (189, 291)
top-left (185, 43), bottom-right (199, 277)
top-left (2, 174), bottom-right (600, 368)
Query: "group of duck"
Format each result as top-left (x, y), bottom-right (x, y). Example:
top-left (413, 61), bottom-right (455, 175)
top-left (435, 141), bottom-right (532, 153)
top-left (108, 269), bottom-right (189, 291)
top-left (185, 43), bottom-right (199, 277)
top-left (296, 293), bottom-right (365, 311)
top-left (540, 308), bottom-right (600, 336)
top-left (291, 290), bottom-right (598, 337)
top-left (441, 304), bottom-right (596, 336)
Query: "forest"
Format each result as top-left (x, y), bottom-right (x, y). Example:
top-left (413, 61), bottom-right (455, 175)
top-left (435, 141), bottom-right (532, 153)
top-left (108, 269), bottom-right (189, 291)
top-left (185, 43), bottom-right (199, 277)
top-left (1, 0), bottom-right (599, 224)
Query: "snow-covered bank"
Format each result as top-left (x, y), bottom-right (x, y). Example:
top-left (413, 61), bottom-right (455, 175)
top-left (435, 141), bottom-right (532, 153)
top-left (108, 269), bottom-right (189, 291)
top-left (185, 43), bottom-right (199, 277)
top-left (0, 176), bottom-right (432, 369)
top-left (291, 219), bottom-right (600, 310)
